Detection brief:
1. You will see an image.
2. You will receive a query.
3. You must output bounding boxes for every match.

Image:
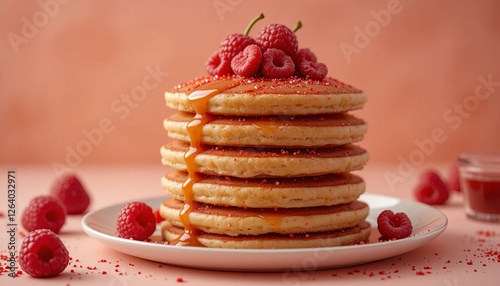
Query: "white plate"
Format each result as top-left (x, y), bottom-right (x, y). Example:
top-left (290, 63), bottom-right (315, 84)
top-left (82, 194), bottom-right (447, 272)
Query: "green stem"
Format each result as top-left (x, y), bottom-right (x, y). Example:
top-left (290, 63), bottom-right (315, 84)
top-left (293, 21), bottom-right (302, 33)
top-left (244, 13), bottom-right (265, 36)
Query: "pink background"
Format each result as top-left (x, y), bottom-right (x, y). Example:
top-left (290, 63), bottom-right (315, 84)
top-left (1, 0), bottom-right (499, 168)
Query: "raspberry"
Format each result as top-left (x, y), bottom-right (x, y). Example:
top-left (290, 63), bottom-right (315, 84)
top-left (256, 23), bottom-right (299, 56)
top-left (377, 210), bottom-right (413, 240)
top-left (19, 229), bottom-right (69, 278)
top-left (205, 51), bottom-right (233, 76)
top-left (50, 173), bottom-right (90, 214)
top-left (22, 196), bottom-right (66, 234)
top-left (116, 202), bottom-right (156, 241)
top-left (448, 163), bottom-right (461, 192)
top-left (218, 13), bottom-right (264, 61)
top-left (414, 170), bottom-right (450, 205)
top-left (219, 33), bottom-right (257, 62)
top-left (231, 44), bottom-right (262, 77)
top-left (153, 209), bottom-right (165, 224)
top-left (260, 48), bottom-right (295, 78)
top-left (295, 48), bottom-right (317, 63)
top-left (298, 60), bottom-right (328, 81)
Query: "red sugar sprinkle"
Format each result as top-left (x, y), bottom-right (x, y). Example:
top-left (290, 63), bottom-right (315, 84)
top-left (177, 277), bottom-right (184, 282)
top-left (416, 271), bottom-right (425, 275)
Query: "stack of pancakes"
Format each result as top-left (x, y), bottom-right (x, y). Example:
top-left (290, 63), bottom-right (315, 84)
top-left (160, 75), bottom-right (370, 248)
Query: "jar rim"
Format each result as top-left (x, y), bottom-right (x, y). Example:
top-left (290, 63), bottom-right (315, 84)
top-left (458, 152), bottom-right (500, 166)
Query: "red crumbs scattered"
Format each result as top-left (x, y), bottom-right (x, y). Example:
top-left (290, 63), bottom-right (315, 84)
top-left (326, 228), bottom-right (499, 281)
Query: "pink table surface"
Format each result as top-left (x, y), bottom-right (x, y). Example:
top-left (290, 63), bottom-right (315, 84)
top-left (1, 164), bottom-right (499, 286)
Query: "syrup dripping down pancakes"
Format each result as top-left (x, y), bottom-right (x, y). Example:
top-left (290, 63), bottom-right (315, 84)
top-left (160, 75), bottom-right (370, 248)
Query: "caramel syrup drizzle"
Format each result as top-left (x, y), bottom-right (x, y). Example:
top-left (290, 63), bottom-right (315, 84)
top-left (171, 78), bottom-right (241, 246)
top-left (252, 120), bottom-right (278, 136)
top-left (258, 214), bottom-right (285, 233)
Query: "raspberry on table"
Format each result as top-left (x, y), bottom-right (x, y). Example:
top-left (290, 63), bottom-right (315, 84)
top-left (50, 173), bottom-right (90, 214)
top-left (260, 48), bottom-right (295, 78)
top-left (21, 195), bottom-right (66, 234)
top-left (206, 51), bottom-right (233, 76)
top-left (231, 44), bottom-right (262, 77)
top-left (377, 210), bottom-right (413, 240)
top-left (116, 202), bottom-right (156, 241)
top-left (414, 170), bottom-right (450, 205)
top-left (256, 23), bottom-right (299, 56)
top-left (19, 229), bottom-right (69, 278)
top-left (447, 163), bottom-right (461, 192)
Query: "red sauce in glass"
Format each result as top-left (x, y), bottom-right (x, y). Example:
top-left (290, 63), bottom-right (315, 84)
top-left (464, 174), bottom-right (500, 214)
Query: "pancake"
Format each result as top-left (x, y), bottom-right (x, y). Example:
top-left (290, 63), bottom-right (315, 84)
top-left (160, 141), bottom-right (368, 178)
top-left (162, 221), bottom-right (371, 249)
top-left (161, 171), bottom-right (365, 208)
top-left (160, 198), bottom-right (369, 236)
top-left (164, 112), bottom-right (367, 147)
top-left (165, 75), bottom-right (367, 116)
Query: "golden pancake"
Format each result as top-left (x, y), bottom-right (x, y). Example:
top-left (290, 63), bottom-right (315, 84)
top-left (161, 171), bottom-right (365, 208)
top-left (160, 198), bottom-right (369, 236)
top-left (164, 112), bottom-right (367, 147)
top-left (165, 76), bottom-right (367, 116)
top-left (160, 140), bottom-right (368, 178)
top-left (162, 221), bottom-right (371, 249)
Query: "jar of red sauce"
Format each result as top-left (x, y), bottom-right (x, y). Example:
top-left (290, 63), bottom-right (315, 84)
top-left (458, 152), bottom-right (500, 223)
